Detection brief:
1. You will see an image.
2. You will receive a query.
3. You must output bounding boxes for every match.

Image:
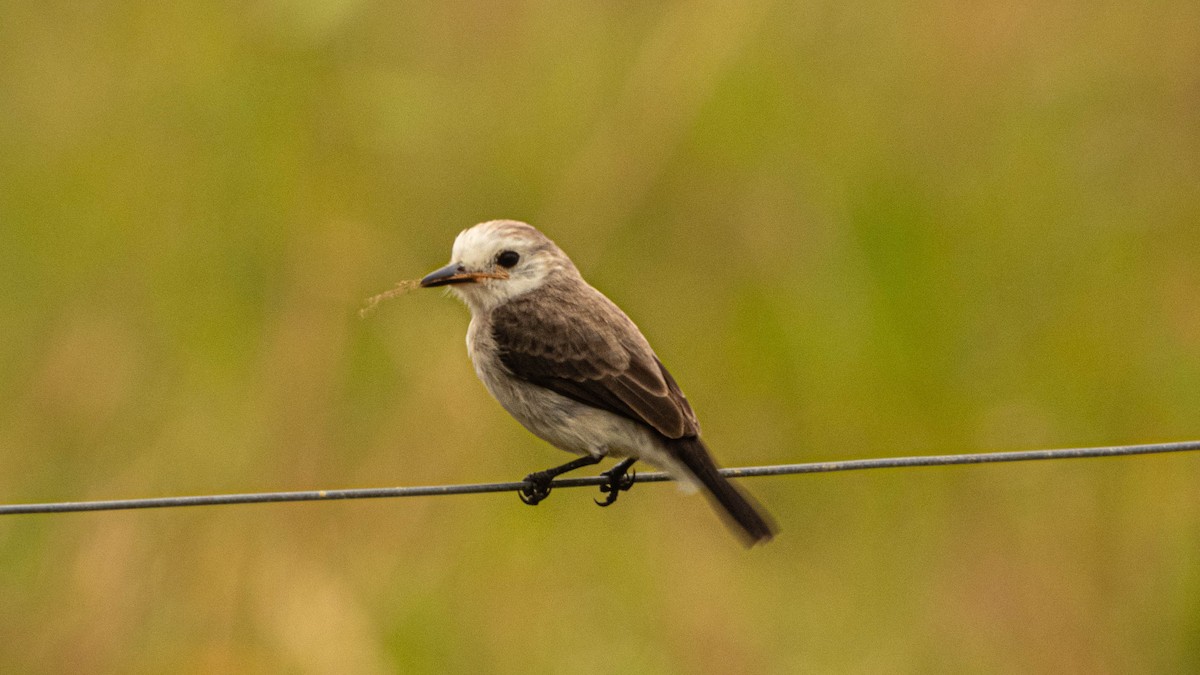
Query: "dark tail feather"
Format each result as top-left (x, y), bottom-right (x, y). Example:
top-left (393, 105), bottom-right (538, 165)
top-left (670, 437), bottom-right (777, 546)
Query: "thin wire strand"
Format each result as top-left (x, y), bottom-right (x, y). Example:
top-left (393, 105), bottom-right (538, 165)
top-left (2, 440), bottom-right (1197, 516)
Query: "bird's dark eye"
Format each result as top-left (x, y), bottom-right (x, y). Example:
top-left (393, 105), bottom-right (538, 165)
top-left (496, 250), bottom-right (520, 268)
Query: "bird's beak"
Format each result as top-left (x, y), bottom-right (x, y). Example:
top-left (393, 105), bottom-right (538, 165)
top-left (420, 263), bottom-right (508, 288)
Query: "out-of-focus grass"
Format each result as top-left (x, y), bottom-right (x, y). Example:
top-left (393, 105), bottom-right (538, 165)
top-left (1, 0), bottom-right (1198, 672)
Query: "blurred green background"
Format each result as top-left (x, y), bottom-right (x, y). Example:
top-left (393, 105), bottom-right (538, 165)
top-left (2, 0), bottom-right (1199, 672)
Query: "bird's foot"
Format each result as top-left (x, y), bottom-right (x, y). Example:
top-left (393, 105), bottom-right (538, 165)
top-left (517, 455), bottom-right (604, 505)
top-left (594, 461), bottom-right (637, 507)
top-left (519, 471), bottom-right (554, 506)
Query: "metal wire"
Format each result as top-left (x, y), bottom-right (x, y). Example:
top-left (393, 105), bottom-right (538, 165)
top-left (2, 439), bottom-right (1197, 516)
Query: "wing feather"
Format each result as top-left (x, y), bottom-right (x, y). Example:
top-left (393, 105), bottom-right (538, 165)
top-left (491, 283), bottom-right (699, 439)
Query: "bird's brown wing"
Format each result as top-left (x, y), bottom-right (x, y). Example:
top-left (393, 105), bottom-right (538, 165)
top-left (490, 284), bottom-right (699, 439)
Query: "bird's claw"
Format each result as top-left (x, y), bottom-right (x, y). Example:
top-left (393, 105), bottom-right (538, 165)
top-left (519, 471), bottom-right (553, 506)
top-left (594, 468), bottom-right (636, 507)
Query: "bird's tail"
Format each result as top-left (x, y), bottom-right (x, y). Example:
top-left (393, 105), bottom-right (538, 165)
top-left (670, 437), bottom-right (777, 546)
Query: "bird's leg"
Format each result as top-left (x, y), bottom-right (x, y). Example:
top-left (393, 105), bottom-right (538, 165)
top-left (519, 455), bottom-right (603, 506)
top-left (595, 458), bottom-right (638, 507)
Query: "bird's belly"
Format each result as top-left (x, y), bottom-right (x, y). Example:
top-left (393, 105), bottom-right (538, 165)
top-left (492, 378), bottom-right (609, 454)
top-left (477, 370), bottom-right (638, 457)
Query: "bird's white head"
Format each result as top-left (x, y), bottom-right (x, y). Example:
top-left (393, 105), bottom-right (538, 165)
top-left (420, 220), bottom-right (577, 314)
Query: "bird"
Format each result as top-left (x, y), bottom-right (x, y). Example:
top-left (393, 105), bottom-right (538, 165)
top-left (420, 220), bottom-right (777, 545)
